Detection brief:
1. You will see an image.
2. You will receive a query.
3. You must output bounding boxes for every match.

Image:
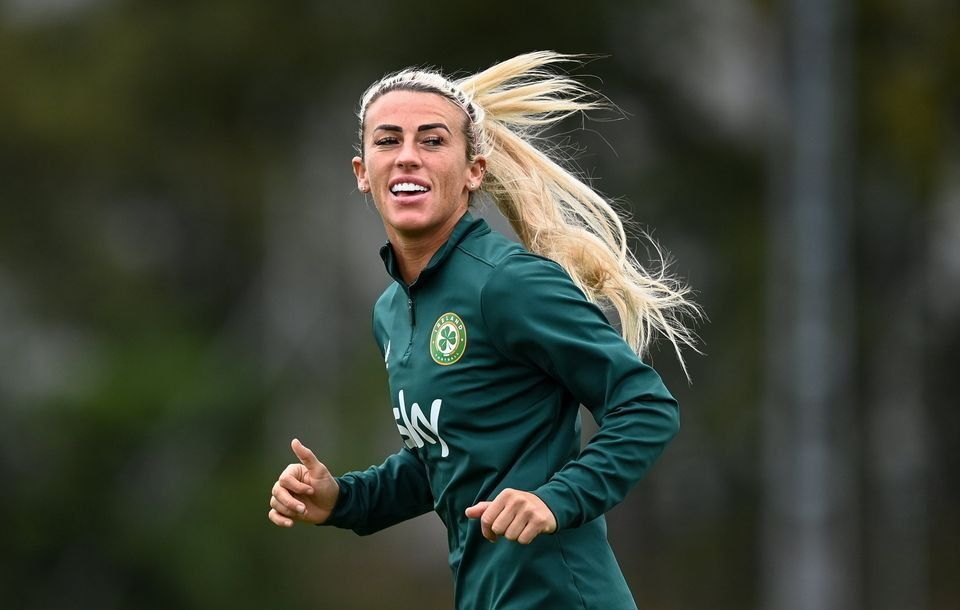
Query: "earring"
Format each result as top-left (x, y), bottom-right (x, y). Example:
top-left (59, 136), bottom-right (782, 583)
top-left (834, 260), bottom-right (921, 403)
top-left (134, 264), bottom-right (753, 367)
top-left (468, 183), bottom-right (477, 191)
top-left (359, 184), bottom-right (369, 193)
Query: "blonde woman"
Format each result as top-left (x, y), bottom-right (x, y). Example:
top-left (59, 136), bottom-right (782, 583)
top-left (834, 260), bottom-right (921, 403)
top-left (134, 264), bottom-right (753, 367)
top-left (268, 51), bottom-right (699, 610)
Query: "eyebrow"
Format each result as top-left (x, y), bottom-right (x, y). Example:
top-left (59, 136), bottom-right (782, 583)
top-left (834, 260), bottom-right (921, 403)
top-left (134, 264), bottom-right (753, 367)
top-left (373, 123), bottom-right (452, 134)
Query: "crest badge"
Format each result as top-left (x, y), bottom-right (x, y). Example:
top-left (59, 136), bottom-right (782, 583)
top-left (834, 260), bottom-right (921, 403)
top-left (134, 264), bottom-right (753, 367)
top-left (430, 312), bottom-right (467, 365)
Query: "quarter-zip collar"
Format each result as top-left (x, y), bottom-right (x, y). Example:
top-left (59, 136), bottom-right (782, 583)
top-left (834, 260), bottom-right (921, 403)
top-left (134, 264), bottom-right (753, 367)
top-left (379, 211), bottom-right (489, 290)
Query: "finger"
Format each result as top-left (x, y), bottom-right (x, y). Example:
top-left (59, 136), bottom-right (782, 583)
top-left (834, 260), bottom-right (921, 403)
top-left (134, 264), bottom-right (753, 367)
top-left (291, 438), bottom-right (322, 471)
top-left (270, 495), bottom-right (301, 518)
top-left (272, 481), bottom-right (307, 515)
top-left (479, 501), bottom-right (505, 543)
top-left (503, 512), bottom-right (529, 541)
top-left (490, 500), bottom-right (520, 537)
top-left (279, 470), bottom-right (314, 496)
top-left (516, 521), bottom-right (542, 545)
top-left (464, 501), bottom-right (491, 519)
top-left (268, 508), bottom-right (294, 528)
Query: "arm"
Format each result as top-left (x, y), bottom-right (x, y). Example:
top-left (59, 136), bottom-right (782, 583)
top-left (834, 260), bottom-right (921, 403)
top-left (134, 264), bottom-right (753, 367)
top-left (322, 447), bottom-right (434, 536)
top-left (480, 254), bottom-right (680, 532)
top-left (269, 440), bottom-right (433, 536)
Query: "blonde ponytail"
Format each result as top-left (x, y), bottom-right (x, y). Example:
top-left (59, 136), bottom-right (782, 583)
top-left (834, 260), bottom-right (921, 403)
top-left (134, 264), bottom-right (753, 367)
top-left (359, 51), bottom-right (701, 377)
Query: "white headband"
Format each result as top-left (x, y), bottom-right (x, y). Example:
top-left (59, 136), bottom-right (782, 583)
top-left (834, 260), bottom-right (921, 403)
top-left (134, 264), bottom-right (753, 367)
top-left (359, 70), bottom-right (482, 123)
top-left (358, 69), bottom-right (488, 157)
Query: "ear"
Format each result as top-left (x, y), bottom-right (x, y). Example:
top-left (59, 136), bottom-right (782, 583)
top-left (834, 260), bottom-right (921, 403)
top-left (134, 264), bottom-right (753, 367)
top-left (467, 155), bottom-right (486, 188)
top-left (352, 156), bottom-right (368, 192)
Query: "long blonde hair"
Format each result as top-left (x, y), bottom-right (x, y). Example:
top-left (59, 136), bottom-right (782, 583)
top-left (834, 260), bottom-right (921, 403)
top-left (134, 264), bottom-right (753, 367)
top-left (358, 51), bottom-right (701, 377)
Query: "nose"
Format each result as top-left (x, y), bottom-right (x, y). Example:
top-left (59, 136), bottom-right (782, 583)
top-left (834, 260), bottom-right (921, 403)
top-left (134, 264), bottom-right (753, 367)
top-left (395, 139), bottom-right (421, 168)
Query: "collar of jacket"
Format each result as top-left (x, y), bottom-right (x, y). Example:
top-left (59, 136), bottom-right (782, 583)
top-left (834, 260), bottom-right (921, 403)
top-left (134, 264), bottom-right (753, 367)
top-left (379, 210), bottom-right (488, 289)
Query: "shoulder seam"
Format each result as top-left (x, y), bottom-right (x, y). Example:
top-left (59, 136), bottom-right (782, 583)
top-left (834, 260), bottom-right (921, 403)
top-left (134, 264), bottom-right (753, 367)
top-left (454, 243), bottom-right (498, 268)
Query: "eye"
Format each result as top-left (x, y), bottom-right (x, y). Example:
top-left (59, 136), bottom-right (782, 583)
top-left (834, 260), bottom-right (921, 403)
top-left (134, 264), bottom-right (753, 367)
top-left (374, 136), bottom-right (399, 146)
top-left (422, 135), bottom-right (444, 146)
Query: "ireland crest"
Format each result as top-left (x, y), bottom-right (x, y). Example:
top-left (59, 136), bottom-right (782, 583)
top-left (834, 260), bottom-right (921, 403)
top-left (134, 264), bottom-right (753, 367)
top-left (430, 312), bottom-right (467, 365)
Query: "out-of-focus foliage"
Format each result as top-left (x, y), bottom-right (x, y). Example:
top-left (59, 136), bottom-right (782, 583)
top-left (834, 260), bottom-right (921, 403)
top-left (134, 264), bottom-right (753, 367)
top-left (1, 1), bottom-right (957, 609)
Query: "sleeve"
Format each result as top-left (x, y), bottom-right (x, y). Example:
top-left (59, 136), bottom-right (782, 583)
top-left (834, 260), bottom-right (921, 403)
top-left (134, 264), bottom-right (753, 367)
top-left (320, 447), bottom-right (434, 536)
top-left (480, 253), bottom-right (680, 531)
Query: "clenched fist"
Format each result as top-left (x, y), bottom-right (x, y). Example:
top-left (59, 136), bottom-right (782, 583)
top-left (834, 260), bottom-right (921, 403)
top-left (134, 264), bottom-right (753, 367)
top-left (465, 488), bottom-right (557, 544)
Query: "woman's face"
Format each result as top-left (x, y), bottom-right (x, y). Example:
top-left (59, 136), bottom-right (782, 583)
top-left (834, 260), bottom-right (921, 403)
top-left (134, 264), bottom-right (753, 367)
top-left (352, 90), bottom-right (485, 242)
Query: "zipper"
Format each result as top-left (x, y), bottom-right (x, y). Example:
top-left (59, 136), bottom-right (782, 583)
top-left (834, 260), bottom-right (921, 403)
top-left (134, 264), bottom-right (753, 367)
top-left (402, 290), bottom-right (416, 361)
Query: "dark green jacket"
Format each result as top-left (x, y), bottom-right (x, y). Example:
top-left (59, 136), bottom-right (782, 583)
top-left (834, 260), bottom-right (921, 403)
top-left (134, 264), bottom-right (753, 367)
top-left (325, 212), bottom-right (679, 610)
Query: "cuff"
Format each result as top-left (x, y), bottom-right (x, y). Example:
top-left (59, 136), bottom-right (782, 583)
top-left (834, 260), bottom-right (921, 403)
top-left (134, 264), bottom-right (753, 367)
top-left (532, 479), bottom-right (581, 532)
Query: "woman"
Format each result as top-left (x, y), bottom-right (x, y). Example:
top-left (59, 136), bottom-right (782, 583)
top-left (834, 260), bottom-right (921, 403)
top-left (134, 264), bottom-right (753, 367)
top-left (268, 51), bottom-right (699, 610)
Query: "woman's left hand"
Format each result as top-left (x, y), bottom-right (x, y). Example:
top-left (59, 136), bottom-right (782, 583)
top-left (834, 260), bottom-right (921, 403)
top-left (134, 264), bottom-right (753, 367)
top-left (465, 489), bottom-right (557, 544)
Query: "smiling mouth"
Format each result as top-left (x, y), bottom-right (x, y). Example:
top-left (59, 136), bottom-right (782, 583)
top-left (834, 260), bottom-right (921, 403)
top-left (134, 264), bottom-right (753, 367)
top-left (390, 182), bottom-right (431, 197)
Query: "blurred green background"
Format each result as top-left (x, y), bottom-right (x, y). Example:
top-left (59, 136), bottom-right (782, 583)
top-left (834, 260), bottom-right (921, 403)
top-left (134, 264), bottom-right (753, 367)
top-left (2, 1), bottom-right (958, 609)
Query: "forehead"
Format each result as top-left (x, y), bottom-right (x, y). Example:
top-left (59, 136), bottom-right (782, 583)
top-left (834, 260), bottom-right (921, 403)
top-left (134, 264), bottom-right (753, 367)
top-left (364, 90), bottom-right (467, 132)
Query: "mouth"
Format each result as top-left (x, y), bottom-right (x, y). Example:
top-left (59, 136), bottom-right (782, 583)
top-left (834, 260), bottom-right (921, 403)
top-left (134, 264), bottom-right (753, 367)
top-left (388, 178), bottom-right (431, 199)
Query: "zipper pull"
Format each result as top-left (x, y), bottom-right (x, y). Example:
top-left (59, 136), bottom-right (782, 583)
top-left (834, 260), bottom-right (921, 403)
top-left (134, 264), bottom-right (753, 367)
top-left (408, 297), bottom-right (415, 326)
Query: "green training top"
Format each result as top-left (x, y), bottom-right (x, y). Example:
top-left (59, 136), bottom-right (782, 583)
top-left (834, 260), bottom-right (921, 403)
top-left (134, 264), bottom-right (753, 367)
top-left (324, 211), bottom-right (680, 610)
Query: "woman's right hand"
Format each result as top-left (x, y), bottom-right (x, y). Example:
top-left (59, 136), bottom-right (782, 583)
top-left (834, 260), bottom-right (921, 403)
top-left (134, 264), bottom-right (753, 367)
top-left (268, 438), bottom-right (340, 527)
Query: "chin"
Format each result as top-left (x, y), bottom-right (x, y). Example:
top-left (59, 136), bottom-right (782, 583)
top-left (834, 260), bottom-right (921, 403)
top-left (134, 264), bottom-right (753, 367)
top-left (393, 222), bottom-right (438, 238)
top-left (385, 211), bottom-right (437, 236)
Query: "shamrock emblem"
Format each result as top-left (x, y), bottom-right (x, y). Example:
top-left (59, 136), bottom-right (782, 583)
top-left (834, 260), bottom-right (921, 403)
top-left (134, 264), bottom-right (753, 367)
top-left (430, 312), bottom-right (466, 365)
top-left (438, 325), bottom-right (457, 353)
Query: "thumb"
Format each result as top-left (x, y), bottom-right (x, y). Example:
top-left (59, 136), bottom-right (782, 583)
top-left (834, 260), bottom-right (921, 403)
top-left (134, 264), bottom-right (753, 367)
top-left (291, 438), bottom-right (322, 471)
top-left (465, 501), bottom-right (491, 518)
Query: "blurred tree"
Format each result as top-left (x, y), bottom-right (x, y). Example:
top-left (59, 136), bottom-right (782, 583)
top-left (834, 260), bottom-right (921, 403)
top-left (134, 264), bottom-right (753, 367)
top-left (762, 1), bottom-right (859, 609)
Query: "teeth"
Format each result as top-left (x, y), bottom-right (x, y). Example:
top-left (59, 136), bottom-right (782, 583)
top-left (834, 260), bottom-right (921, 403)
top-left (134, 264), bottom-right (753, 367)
top-left (391, 182), bottom-right (429, 194)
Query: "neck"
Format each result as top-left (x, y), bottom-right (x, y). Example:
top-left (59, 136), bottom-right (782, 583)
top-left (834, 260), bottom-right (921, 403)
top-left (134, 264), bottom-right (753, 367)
top-left (386, 211), bottom-right (466, 285)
